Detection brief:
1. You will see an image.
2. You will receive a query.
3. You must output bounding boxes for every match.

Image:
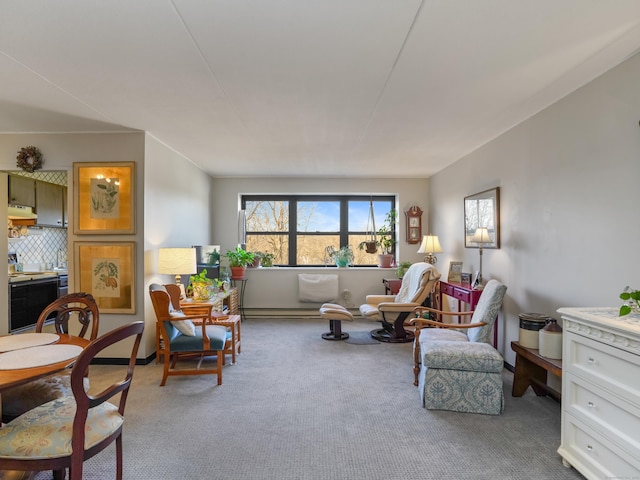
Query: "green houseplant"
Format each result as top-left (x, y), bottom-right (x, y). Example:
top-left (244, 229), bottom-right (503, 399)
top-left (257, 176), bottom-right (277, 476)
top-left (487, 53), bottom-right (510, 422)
top-left (189, 269), bottom-right (214, 301)
top-left (328, 245), bottom-right (354, 268)
top-left (224, 247), bottom-right (255, 280)
top-left (260, 252), bottom-right (276, 267)
top-left (357, 209), bottom-right (398, 262)
top-left (619, 286), bottom-right (640, 316)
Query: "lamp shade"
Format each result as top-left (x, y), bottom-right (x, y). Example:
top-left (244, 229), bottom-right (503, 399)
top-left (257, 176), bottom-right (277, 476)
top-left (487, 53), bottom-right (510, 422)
top-left (158, 248), bottom-right (197, 276)
top-left (471, 227), bottom-right (492, 245)
top-left (417, 235), bottom-right (443, 254)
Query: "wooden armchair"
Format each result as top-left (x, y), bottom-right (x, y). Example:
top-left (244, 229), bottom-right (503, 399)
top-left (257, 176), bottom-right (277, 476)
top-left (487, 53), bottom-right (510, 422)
top-left (149, 283), bottom-right (230, 386)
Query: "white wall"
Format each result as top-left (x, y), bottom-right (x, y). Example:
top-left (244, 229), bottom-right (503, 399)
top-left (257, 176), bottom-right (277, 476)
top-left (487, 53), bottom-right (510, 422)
top-left (0, 133), bottom-right (145, 355)
top-left (143, 134), bottom-right (214, 356)
top-left (428, 52), bottom-right (640, 366)
top-left (210, 176), bottom-right (430, 309)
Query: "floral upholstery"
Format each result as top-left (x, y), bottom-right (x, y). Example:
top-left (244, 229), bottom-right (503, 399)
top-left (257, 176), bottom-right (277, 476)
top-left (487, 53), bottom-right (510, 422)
top-left (0, 396), bottom-right (122, 460)
top-left (1, 372), bottom-right (90, 420)
top-left (416, 280), bottom-right (507, 415)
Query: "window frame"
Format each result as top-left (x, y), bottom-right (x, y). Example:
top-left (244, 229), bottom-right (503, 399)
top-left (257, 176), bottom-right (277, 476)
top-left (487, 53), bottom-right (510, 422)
top-left (241, 194), bottom-right (396, 266)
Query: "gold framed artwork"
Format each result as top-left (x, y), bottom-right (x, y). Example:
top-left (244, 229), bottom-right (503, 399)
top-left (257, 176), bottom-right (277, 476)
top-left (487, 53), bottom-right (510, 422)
top-left (75, 242), bottom-right (136, 314)
top-left (73, 162), bottom-right (135, 234)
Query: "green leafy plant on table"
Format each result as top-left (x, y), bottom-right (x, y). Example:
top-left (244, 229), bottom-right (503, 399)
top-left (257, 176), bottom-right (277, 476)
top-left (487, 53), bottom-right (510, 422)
top-left (327, 245), bottom-right (354, 267)
top-left (189, 269), bottom-right (214, 301)
top-left (619, 286), bottom-right (640, 316)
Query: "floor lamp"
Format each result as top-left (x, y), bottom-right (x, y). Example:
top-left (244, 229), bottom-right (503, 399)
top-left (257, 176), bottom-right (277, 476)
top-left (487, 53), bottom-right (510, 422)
top-left (470, 227), bottom-right (492, 286)
top-left (158, 247), bottom-right (197, 298)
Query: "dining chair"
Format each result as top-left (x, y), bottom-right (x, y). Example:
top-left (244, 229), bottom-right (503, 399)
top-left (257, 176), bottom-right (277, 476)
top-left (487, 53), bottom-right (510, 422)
top-left (0, 321), bottom-right (144, 480)
top-left (1, 292), bottom-right (100, 422)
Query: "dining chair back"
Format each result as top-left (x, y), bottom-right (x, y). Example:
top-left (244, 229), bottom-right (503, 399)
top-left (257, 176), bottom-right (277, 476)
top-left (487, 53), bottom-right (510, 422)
top-left (1, 292), bottom-right (100, 422)
top-left (0, 321), bottom-right (145, 480)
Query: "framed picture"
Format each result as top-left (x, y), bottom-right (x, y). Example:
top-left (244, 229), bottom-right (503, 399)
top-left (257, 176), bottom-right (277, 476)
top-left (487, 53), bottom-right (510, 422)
top-left (448, 261), bottom-right (463, 283)
top-left (404, 206), bottom-right (423, 245)
top-left (464, 187), bottom-right (500, 248)
top-left (73, 162), bottom-right (135, 234)
top-left (75, 242), bottom-right (135, 314)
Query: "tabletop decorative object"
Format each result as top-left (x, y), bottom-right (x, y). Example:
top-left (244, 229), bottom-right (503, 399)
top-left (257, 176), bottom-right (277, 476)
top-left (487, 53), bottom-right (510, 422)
top-left (619, 286), bottom-right (640, 316)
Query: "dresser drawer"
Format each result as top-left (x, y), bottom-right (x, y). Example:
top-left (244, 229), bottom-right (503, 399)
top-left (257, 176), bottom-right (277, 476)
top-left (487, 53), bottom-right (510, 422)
top-left (565, 374), bottom-right (640, 457)
top-left (439, 282), bottom-right (455, 297)
top-left (565, 332), bottom-right (640, 400)
top-left (560, 414), bottom-right (640, 479)
top-left (452, 287), bottom-right (472, 303)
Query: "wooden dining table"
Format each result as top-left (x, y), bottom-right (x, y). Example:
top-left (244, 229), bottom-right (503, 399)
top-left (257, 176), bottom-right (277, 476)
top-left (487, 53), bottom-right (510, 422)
top-left (0, 332), bottom-right (91, 480)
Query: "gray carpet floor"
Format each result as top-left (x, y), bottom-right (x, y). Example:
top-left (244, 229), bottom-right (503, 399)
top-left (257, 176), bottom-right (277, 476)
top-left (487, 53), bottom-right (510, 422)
top-left (34, 318), bottom-right (584, 480)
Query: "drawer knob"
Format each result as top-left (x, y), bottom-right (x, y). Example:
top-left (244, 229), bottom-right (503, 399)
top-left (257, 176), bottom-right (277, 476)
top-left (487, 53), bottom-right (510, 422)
top-left (586, 445), bottom-right (593, 452)
top-left (587, 357), bottom-right (596, 364)
top-left (587, 401), bottom-right (595, 408)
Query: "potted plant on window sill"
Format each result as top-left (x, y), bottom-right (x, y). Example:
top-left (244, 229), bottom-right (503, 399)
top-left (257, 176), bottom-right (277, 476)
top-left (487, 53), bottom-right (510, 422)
top-left (327, 246), bottom-right (354, 268)
top-left (224, 247), bottom-right (255, 280)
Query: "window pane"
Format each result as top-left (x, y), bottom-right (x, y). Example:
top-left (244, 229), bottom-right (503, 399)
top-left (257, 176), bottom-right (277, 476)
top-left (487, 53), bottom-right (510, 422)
top-left (246, 200), bottom-right (288, 232)
top-left (245, 234), bottom-right (288, 265)
top-left (350, 235), bottom-right (378, 265)
top-left (297, 201), bottom-right (339, 232)
top-left (297, 235), bottom-right (340, 265)
top-left (348, 200), bottom-right (393, 232)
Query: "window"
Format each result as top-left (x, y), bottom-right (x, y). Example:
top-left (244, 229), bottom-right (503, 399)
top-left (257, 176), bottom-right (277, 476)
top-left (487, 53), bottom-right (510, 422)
top-left (242, 195), bottom-right (395, 266)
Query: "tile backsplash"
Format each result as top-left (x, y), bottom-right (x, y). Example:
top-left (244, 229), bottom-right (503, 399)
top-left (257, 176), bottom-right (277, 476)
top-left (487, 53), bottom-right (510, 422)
top-left (10, 227), bottom-right (67, 267)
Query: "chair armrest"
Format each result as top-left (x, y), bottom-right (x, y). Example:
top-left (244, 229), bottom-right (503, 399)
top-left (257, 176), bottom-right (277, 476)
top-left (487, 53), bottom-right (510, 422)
top-left (365, 294), bottom-right (396, 305)
top-left (408, 318), bottom-right (487, 329)
top-left (414, 306), bottom-right (475, 317)
top-left (378, 302), bottom-right (419, 313)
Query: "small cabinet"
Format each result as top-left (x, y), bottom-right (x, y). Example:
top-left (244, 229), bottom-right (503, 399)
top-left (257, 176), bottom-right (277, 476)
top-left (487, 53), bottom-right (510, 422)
top-left (8, 175), bottom-right (36, 207)
top-left (35, 181), bottom-right (64, 227)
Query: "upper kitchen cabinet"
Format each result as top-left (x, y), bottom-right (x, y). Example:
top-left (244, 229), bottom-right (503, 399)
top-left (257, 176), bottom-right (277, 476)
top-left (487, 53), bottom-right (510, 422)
top-left (8, 175), bottom-right (36, 207)
top-left (35, 181), bottom-right (65, 228)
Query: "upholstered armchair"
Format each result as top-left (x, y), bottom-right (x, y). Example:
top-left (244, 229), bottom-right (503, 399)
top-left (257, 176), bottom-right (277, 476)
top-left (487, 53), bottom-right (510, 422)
top-left (149, 283), bottom-right (230, 386)
top-left (410, 279), bottom-right (507, 415)
top-left (359, 262), bottom-right (441, 343)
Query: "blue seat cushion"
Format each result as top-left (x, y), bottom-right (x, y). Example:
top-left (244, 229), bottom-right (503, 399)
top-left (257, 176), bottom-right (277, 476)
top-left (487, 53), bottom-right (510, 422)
top-left (167, 324), bottom-right (228, 352)
top-left (423, 340), bottom-right (503, 373)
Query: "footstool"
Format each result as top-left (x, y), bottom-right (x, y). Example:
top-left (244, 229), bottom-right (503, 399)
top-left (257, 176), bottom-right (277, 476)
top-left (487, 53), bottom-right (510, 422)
top-left (319, 303), bottom-right (354, 340)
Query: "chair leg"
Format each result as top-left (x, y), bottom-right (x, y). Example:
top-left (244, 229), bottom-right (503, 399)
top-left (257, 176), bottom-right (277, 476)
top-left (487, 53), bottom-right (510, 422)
top-left (217, 350), bottom-right (223, 385)
top-left (116, 433), bottom-right (123, 480)
top-left (53, 469), bottom-right (65, 480)
top-left (322, 319), bottom-right (349, 340)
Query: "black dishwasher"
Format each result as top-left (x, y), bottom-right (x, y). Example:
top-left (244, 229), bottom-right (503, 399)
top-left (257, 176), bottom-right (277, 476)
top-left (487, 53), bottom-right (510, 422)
top-left (9, 277), bottom-right (59, 333)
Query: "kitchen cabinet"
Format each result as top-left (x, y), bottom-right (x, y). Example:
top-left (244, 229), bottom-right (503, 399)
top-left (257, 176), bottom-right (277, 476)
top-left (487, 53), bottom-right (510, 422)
top-left (35, 181), bottom-right (64, 227)
top-left (8, 175), bottom-right (35, 207)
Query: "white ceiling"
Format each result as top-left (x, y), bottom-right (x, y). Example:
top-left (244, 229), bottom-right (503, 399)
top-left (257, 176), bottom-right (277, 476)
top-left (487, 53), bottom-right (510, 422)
top-left (2, 1), bottom-right (640, 178)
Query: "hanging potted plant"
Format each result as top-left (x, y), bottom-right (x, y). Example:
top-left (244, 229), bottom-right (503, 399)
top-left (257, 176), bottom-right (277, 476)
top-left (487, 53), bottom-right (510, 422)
top-left (224, 247), bottom-right (255, 280)
top-left (357, 198), bottom-right (378, 254)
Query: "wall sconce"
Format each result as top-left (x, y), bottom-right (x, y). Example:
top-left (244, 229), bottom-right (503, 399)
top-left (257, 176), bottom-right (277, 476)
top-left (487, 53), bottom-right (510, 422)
top-left (158, 247), bottom-right (197, 298)
top-left (470, 227), bottom-right (492, 285)
top-left (417, 235), bottom-right (443, 265)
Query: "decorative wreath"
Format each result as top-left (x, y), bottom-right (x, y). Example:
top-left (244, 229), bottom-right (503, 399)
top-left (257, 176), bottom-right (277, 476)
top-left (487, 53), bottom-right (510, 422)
top-left (16, 146), bottom-right (44, 172)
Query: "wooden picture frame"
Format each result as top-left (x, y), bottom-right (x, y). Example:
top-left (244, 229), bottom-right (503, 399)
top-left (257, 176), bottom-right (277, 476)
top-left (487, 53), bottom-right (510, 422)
top-left (464, 187), bottom-right (500, 248)
top-left (75, 242), bottom-right (136, 314)
top-left (73, 162), bottom-right (135, 234)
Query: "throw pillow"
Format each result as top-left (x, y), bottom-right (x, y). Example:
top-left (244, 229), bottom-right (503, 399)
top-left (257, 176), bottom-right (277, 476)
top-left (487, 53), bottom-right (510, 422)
top-left (170, 311), bottom-right (195, 336)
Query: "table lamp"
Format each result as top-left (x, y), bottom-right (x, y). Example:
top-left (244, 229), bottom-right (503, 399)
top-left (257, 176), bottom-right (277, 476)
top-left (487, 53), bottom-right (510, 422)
top-left (158, 247), bottom-right (197, 298)
top-left (417, 235), bottom-right (443, 264)
top-left (470, 227), bottom-right (492, 285)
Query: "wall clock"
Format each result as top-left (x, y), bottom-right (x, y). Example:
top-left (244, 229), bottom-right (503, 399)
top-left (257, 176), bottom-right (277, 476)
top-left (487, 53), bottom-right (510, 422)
top-left (404, 206), bottom-right (422, 244)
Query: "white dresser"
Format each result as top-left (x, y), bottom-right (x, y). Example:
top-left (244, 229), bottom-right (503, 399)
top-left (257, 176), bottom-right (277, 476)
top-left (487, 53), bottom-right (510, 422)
top-left (557, 307), bottom-right (640, 480)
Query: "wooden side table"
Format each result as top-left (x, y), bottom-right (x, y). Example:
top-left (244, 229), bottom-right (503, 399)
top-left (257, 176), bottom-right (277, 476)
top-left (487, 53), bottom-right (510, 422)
top-left (382, 278), bottom-right (402, 295)
top-left (210, 314), bottom-right (241, 364)
top-left (510, 341), bottom-right (562, 400)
